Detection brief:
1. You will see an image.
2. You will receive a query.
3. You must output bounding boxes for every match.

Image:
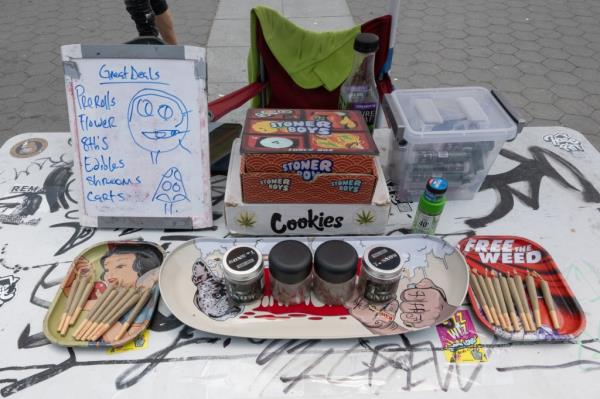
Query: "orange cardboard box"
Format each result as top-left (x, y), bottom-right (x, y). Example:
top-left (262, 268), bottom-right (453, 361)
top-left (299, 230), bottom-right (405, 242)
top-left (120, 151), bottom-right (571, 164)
top-left (240, 157), bottom-right (378, 204)
top-left (240, 108), bottom-right (379, 203)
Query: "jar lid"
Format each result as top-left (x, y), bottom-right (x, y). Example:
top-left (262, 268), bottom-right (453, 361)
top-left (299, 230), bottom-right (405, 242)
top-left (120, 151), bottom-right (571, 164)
top-left (354, 33), bottom-right (379, 53)
top-left (362, 246), bottom-right (403, 279)
top-left (223, 245), bottom-right (263, 282)
top-left (314, 240), bottom-right (358, 283)
top-left (268, 240), bottom-right (313, 284)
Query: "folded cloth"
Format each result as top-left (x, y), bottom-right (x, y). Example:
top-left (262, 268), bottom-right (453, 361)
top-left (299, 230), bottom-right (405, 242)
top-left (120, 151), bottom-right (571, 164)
top-left (247, 6), bottom-right (360, 94)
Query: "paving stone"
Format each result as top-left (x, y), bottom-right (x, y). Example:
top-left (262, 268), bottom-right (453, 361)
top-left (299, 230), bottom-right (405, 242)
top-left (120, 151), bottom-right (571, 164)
top-left (539, 47), bottom-right (570, 60)
top-left (551, 84), bottom-right (588, 100)
top-left (490, 53), bottom-right (521, 66)
top-left (408, 74), bottom-right (440, 88)
top-left (492, 65), bottom-right (522, 79)
top-left (0, 0), bottom-right (218, 146)
top-left (520, 74), bottom-right (553, 89)
top-left (569, 57), bottom-right (600, 69)
top-left (542, 58), bottom-right (576, 72)
top-left (561, 114), bottom-right (599, 134)
top-left (555, 98), bottom-right (594, 117)
top-left (435, 71), bottom-right (470, 86)
top-left (463, 68), bottom-right (494, 82)
top-left (503, 92), bottom-right (530, 108)
top-left (439, 60), bottom-right (468, 73)
top-left (547, 71), bottom-right (580, 85)
top-left (411, 63), bottom-right (442, 76)
top-left (584, 95), bottom-right (600, 110)
top-left (438, 48), bottom-right (468, 61)
top-left (514, 50), bottom-right (545, 63)
top-left (516, 62), bottom-right (548, 76)
top-left (523, 88), bottom-right (556, 104)
top-left (490, 78), bottom-right (524, 93)
top-left (468, 57), bottom-right (494, 69)
top-left (527, 102), bottom-right (561, 120)
top-left (414, 52), bottom-right (443, 64)
top-left (489, 43), bottom-right (518, 54)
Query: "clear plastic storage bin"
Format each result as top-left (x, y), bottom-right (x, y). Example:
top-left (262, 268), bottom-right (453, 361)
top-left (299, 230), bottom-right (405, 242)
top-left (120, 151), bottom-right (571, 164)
top-left (383, 87), bottom-right (524, 201)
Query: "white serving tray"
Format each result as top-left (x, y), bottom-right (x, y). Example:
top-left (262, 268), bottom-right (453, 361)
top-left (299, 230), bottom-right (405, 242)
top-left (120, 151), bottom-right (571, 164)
top-left (159, 235), bottom-right (469, 339)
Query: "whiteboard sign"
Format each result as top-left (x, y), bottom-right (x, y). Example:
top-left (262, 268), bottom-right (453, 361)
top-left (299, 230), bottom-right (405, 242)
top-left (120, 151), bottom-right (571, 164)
top-left (61, 44), bottom-right (212, 229)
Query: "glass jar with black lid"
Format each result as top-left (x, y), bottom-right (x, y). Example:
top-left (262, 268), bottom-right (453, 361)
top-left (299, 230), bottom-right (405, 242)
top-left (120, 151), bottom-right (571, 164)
top-left (313, 240), bottom-right (358, 305)
top-left (358, 245), bottom-right (403, 302)
top-left (268, 240), bottom-right (313, 305)
top-left (222, 245), bottom-right (264, 303)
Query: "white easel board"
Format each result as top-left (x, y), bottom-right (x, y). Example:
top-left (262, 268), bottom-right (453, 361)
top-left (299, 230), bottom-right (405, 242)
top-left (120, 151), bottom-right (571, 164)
top-left (61, 44), bottom-right (212, 229)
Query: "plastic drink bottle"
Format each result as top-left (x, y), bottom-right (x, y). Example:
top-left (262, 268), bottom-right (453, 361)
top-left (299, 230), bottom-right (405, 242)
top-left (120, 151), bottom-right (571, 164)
top-left (339, 33), bottom-right (380, 133)
top-left (411, 177), bottom-right (448, 234)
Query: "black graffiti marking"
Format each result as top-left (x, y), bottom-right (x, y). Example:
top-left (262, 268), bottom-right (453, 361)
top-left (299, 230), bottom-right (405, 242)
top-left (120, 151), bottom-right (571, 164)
top-left (385, 228), bottom-right (476, 241)
top-left (148, 308), bottom-right (182, 332)
top-left (43, 164), bottom-right (74, 213)
top-left (466, 146), bottom-right (600, 228)
top-left (498, 359), bottom-right (600, 372)
top-left (211, 175), bottom-right (227, 206)
top-left (12, 155), bottom-right (71, 181)
top-left (386, 228), bottom-right (412, 236)
top-left (0, 337), bottom-right (598, 396)
top-left (116, 228), bottom-right (144, 237)
top-left (17, 325), bottom-right (50, 349)
top-left (64, 210), bottom-right (78, 220)
top-left (256, 340), bottom-right (299, 366)
top-left (49, 222), bottom-right (96, 256)
top-left (0, 274), bottom-right (19, 306)
top-left (280, 345), bottom-right (332, 394)
top-left (29, 262), bottom-right (64, 309)
top-left (115, 327), bottom-right (219, 389)
top-left (0, 249), bottom-right (61, 276)
top-left (0, 193), bottom-right (42, 219)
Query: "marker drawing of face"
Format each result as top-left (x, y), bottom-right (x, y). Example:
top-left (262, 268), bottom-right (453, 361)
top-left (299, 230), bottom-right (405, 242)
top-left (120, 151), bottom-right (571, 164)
top-left (127, 88), bottom-right (190, 163)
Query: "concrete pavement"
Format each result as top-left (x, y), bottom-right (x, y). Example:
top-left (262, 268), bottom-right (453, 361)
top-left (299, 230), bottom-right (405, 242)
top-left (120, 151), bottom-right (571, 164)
top-left (0, 0), bottom-right (599, 150)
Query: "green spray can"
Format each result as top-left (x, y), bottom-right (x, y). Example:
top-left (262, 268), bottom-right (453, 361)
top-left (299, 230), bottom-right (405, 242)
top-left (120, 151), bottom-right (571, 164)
top-left (411, 177), bottom-right (448, 234)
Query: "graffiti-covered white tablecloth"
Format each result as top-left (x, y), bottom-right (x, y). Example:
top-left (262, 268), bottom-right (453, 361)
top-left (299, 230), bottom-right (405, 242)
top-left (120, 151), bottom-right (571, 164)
top-left (0, 127), bottom-right (599, 398)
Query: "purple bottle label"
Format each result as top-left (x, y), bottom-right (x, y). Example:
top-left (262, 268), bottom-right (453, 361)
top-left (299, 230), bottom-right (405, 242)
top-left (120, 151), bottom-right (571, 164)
top-left (350, 102), bottom-right (377, 128)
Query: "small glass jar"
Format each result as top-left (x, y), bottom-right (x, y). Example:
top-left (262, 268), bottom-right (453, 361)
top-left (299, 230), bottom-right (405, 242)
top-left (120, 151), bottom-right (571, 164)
top-left (222, 245), bottom-right (264, 303)
top-left (268, 240), bottom-right (312, 305)
top-left (358, 246), bottom-right (403, 302)
top-left (313, 240), bottom-right (358, 305)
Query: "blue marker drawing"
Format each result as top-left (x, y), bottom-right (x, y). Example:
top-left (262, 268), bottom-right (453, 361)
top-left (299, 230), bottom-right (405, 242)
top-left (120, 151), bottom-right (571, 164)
top-left (152, 167), bottom-right (189, 215)
top-left (127, 88), bottom-right (191, 164)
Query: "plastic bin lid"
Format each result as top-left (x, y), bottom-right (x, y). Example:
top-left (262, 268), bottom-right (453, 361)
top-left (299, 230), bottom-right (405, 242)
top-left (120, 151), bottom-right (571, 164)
top-left (390, 87), bottom-right (518, 142)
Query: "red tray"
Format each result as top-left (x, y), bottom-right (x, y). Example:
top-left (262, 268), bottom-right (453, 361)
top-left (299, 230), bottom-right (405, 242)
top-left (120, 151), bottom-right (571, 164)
top-left (458, 236), bottom-right (585, 341)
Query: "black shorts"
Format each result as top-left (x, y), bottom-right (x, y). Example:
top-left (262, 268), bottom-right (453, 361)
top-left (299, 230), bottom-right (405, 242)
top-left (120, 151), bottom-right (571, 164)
top-left (124, 0), bottom-right (169, 37)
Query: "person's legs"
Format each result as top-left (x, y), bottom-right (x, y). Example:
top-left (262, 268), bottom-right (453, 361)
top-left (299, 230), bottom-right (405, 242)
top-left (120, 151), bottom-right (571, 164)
top-left (151, 0), bottom-right (178, 44)
top-left (124, 0), bottom-right (159, 37)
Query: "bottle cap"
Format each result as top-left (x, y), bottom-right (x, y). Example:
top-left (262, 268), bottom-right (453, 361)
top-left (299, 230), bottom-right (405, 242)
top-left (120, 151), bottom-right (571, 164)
top-left (426, 177), bottom-right (448, 195)
top-left (223, 246), bottom-right (263, 282)
top-left (314, 240), bottom-right (358, 284)
top-left (354, 33), bottom-right (379, 53)
top-left (362, 246), bottom-right (404, 280)
top-left (268, 240), bottom-right (313, 284)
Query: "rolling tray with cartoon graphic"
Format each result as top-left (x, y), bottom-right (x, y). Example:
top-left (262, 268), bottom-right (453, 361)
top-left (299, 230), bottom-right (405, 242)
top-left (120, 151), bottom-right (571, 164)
top-left (459, 236), bottom-right (586, 341)
top-left (43, 240), bottom-right (163, 347)
top-left (159, 235), bottom-right (469, 339)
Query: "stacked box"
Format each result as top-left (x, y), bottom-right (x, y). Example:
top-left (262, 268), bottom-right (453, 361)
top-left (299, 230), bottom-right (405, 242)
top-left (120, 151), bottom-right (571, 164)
top-left (226, 140), bottom-right (391, 236)
top-left (240, 109), bottom-right (380, 204)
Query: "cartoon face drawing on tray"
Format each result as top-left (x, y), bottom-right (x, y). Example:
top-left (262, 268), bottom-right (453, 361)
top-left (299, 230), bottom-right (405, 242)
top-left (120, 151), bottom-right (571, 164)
top-left (127, 88), bottom-right (191, 164)
top-left (191, 250), bottom-right (242, 321)
top-left (74, 243), bottom-right (161, 291)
